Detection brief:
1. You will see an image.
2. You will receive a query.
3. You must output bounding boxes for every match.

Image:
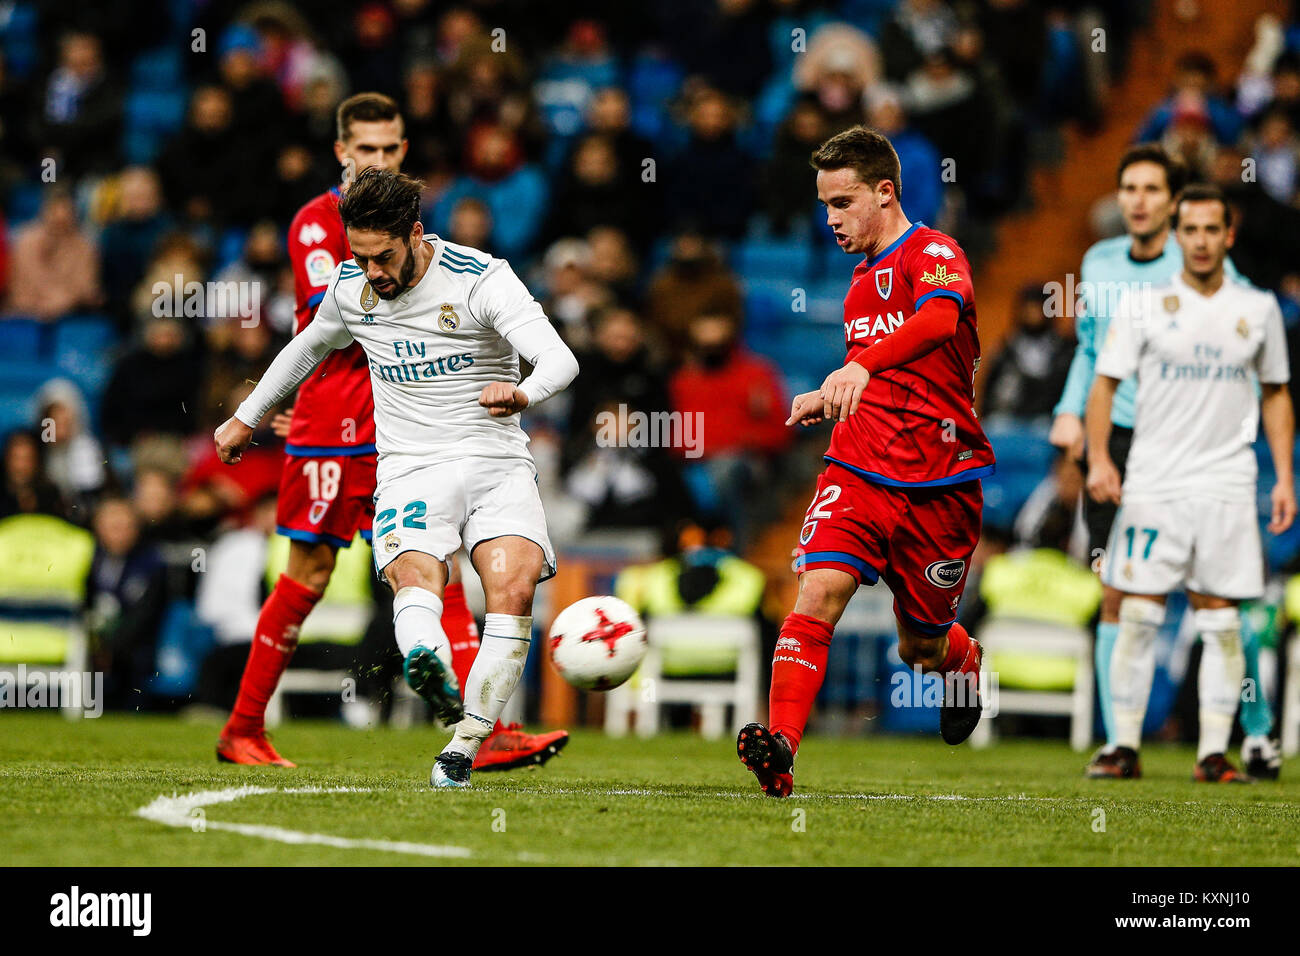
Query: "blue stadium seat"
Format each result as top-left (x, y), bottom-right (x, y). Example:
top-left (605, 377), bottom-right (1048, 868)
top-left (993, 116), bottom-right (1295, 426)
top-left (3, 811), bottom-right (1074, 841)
top-left (735, 237), bottom-right (813, 286)
top-left (149, 600), bottom-right (216, 697)
top-left (0, 359), bottom-right (60, 435)
top-left (984, 419), bottom-right (1055, 474)
top-left (6, 183), bottom-right (44, 227)
top-left (122, 88), bottom-right (187, 163)
top-left (2, 318), bottom-right (49, 360)
top-left (130, 46), bottom-right (184, 92)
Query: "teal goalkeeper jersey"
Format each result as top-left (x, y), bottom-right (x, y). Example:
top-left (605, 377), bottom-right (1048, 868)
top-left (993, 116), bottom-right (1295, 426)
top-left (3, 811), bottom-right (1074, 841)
top-left (1053, 233), bottom-right (1242, 428)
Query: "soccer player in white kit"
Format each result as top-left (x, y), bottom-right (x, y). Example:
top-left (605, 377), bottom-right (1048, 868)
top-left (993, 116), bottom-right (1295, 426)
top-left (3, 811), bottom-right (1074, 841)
top-left (214, 168), bottom-right (579, 789)
top-left (1085, 184), bottom-right (1296, 782)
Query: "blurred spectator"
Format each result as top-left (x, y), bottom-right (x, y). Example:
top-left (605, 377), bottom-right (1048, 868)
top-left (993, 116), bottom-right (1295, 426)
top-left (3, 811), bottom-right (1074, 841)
top-left (1210, 145), bottom-right (1300, 299)
top-left (133, 466), bottom-right (193, 545)
top-left (1248, 106), bottom-right (1300, 206)
top-left (0, 51), bottom-right (35, 188)
top-left (564, 305), bottom-right (671, 470)
top-left (666, 87), bottom-right (753, 238)
top-left (216, 23), bottom-right (288, 153)
top-left (403, 60), bottom-right (457, 178)
top-left (447, 196), bottom-right (493, 250)
top-left (129, 232), bottom-right (207, 328)
top-left (1137, 51), bottom-right (1244, 145)
top-left (762, 98), bottom-right (831, 234)
top-left (564, 399), bottom-right (694, 534)
top-left (793, 24), bottom-right (880, 133)
top-left (270, 143), bottom-right (329, 230)
top-left (547, 133), bottom-right (652, 246)
top-left (0, 430), bottom-right (66, 520)
top-left (208, 221), bottom-right (293, 333)
top-left (669, 312), bottom-right (791, 543)
top-left (40, 31), bottom-right (122, 178)
top-left (179, 384), bottom-right (282, 531)
top-left (866, 86), bottom-right (943, 227)
top-left (539, 238), bottom-right (611, 349)
top-left (85, 496), bottom-right (168, 709)
top-left (677, 0), bottom-right (772, 100)
top-left (158, 85), bottom-right (262, 226)
top-left (584, 87), bottom-right (655, 179)
top-left (981, 284), bottom-right (1073, 422)
top-left (1012, 451), bottom-right (1088, 562)
top-left (431, 122), bottom-right (548, 258)
top-left (99, 167), bottom-right (172, 323)
top-left (1160, 91), bottom-right (1218, 184)
top-left (194, 493), bottom-right (277, 651)
top-left (532, 19), bottom-right (620, 145)
top-left (880, 0), bottom-right (959, 83)
top-left (101, 316), bottom-right (202, 448)
top-left (645, 232), bottom-right (743, 359)
top-left (201, 319), bottom-right (278, 431)
top-left (37, 379), bottom-right (107, 522)
top-left (4, 190), bottom-right (103, 321)
top-left (586, 225), bottom-right (641, 306)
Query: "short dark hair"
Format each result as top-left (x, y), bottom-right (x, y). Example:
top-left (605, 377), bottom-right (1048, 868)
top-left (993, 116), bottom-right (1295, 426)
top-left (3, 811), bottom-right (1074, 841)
top-left (1172, 183), bottom-right (1233, 228)
top-left (1116, 143), bottom-right (1186, 195)
top-left (338, 167), bottom-right (424, 238)
top-left (336, 92), bottom-right (402, 143)
top-left (810, 125), bottom-right (902, 199)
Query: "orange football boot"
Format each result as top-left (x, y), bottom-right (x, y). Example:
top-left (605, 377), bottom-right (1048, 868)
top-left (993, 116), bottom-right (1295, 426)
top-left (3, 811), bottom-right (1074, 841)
top-left (472, 723), bottom-right (569, 772)
top-left (216, 730), bottom-right (297, 767)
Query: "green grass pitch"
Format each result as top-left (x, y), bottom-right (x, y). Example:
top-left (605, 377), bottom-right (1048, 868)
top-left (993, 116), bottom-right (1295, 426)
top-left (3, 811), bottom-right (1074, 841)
top-left (2, 713), bottom-right (1297, 866)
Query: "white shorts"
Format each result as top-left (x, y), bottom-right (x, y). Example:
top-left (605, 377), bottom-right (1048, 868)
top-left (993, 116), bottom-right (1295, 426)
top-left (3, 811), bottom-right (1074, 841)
top-left (372, 456), bottom-right (556, 582)
top-left (1100, 495), bottom-right (1263, 600)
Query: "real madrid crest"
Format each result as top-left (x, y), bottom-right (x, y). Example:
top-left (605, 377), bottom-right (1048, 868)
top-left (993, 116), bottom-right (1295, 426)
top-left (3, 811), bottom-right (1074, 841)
top-left (360, 283), bottom-right (379, 311)
top-left (1236, 318), bottom-right (1249, 339)
top-left (1162, 295), bottom-right (1179, 313)
top-left (384, 532), bottom-right (401, 553)
top-left (438, 303), bottom-right (460, 331)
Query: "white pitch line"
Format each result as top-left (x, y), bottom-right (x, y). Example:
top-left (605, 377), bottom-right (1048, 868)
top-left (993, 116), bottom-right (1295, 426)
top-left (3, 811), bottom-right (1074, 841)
top-left (136, 785), bottom-right (472, 859)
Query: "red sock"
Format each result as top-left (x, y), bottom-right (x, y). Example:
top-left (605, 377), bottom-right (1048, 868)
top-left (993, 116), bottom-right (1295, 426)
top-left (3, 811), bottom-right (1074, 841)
top-left (441, 581), bottom-right (480, 697)
top-left (939, 622), bottom-right (979, 674)
top-left (224, 574), bottom-right (321, 736)
top-left (768, 612), bottom-right (834, 754)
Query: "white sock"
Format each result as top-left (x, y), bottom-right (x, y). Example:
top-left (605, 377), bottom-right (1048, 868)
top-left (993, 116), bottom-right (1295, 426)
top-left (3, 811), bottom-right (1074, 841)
top-left (445, 613), bottom-right (532, 760)
top-left (393, 587), bottom-right (452, 676)
top-left (1110, 597), bottom-right (1164, 750)
top-left (1195, 606), bottom-right (1244, 762)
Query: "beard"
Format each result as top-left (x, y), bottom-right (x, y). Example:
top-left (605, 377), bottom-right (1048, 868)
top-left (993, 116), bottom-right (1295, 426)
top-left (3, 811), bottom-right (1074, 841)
top-left (374, 240), bottom-right (417, 299)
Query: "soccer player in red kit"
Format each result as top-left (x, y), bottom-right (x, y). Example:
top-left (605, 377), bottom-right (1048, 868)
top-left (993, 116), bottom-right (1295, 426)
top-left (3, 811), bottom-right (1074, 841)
top-left (217, 93), bottom-right (567, 769)
top-left (738, 126), bottom-right (995, 796)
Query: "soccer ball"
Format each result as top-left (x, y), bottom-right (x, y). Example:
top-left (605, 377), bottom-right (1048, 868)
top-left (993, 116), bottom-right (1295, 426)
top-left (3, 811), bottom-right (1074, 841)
top-left (547, 596), bottom-right (648, 691)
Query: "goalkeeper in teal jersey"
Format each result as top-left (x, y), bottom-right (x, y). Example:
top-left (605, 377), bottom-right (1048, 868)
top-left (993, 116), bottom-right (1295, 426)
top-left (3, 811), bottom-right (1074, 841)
top-left (1050, 145), bottom-right (1280, 779)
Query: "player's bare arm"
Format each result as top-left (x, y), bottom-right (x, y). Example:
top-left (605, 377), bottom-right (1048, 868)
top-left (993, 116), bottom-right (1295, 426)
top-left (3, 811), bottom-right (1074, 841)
top-left (214, 416), bottom-right (254, 464)
top-left (1085, 374), bottom-right (1122, 504)
top-left (786, 390), bottom-right (827, 426)
top-left (820, 362), bottom-right (870, 423)
top-left (1049, 412), bottom-right (1084, 460)
top-left (479, 382), bottom-right (530, 417)
top-left (1262, 382), bottom-right (1297, 533)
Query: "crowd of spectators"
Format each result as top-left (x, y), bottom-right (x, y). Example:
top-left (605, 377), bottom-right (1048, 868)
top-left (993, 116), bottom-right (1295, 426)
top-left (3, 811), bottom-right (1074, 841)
top-left (0, 0), bottom-right (1154, 709)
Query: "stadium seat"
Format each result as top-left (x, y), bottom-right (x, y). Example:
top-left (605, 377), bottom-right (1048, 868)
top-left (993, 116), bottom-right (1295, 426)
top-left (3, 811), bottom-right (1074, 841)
top-left (735, 237), bottom-right (813, 285)
top-left (149, 600), bottom-right (216, 697)
top-left (262, 532), bottom-right (375, 726)
top-left (970, 548), bottom-right (1103, 751)
top-left (603, 613), bottom-right (762, 739)
top-left (6, 183), bottom-right (44, 227)
top-left (0, 514), bottom-right (96, 717)
top-left (2, 317), bottom-right (49, 360)
top-left (129, 46), bottom-right (184, 92)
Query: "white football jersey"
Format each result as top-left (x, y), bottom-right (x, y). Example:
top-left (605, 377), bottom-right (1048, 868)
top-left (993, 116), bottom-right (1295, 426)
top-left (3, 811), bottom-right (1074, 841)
top-left (1096, 272), bottom-right (1289, 502)
top-left (309, 236), bottom-right (547, 482)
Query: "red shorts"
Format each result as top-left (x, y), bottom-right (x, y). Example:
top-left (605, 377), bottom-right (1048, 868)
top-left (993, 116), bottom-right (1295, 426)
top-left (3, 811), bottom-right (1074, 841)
top-left (275, 453), bottom-right (377, 548)
top-left (794, 461), bottom-right (982, 635)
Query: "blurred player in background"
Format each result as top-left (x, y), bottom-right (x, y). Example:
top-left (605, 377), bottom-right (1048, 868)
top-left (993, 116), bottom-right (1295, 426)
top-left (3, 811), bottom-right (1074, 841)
top-left (217, 94), bottom-right (568, 771)
top-left (216, 168), bottom-right (579, 789)
top-left (738, 127), bottom-right (995, 797)
top-left (1085, 184), bottom-right (1295, 783)
top-left (1051, 146), bottom-right (1281, 779)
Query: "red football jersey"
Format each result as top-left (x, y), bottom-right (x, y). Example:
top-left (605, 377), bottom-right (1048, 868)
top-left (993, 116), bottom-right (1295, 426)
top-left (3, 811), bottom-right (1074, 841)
top-left (824, 223), bottom-right (995, 486)
top-left (285, 187), bottom-right (376, 455)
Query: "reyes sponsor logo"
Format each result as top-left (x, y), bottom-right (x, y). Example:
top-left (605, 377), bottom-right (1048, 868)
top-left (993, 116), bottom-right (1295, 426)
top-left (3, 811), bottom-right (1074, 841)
top-left (49, 886), bottom-right (151, 936)
top-left (924, 559), bottom-right (966, 589)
